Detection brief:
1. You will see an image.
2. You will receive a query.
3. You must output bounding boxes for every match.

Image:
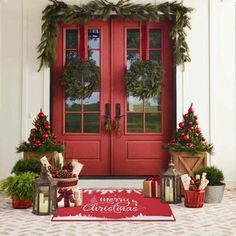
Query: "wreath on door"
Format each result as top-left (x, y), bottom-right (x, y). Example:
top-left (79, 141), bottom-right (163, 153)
top-left (61, 59), bottom-right (100, 100)
top-left (125, 60), bottom-right (163, 100)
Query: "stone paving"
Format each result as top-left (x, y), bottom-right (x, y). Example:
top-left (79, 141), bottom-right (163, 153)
top-left (0, 189), bottom-right (236, 236)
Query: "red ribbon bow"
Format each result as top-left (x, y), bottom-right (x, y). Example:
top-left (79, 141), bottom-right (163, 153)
top-left (147, 176), bottom-right (160, 197)
top-left (57, 189), bottom-right (75, 208)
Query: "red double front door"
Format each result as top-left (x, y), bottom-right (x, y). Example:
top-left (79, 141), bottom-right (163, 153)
top-left (53, 19), bottom-right (174, 176)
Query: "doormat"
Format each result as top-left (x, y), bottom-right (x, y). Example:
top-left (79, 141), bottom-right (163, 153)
top-left (52, 189), bottom-right (175, 221)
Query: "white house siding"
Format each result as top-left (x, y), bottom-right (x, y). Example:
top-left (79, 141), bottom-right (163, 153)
top-left (0, 0), bottom-right (235, 187)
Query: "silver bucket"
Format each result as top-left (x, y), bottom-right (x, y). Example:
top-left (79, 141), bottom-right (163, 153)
top-left (204, 184), bottom-right (225, 203)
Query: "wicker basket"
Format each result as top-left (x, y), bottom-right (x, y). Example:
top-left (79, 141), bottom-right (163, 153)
top-left (184, 190), bottom-right (205, 208)
top-left (12, 197), bottom-right (32, 209)
top-left (53, 177), bottom-right (78, 190)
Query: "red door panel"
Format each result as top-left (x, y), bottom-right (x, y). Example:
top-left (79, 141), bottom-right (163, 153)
top-left (111, 19), bottom-right (174, 175)
top-left (53, 19), bottom-right (174, 176)
top-left (53, 21), bottom-right (111, 175)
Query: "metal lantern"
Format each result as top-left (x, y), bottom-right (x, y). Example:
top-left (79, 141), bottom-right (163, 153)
top-left (32, 165), bottom-right (57, 215)
top-left (160, 158), bottom-right (182, 204)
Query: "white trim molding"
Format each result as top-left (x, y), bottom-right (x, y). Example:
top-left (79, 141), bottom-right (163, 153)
top-left (21, 0), bottom-right (28, 142)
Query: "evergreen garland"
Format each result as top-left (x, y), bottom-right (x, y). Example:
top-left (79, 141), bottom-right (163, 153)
top-left (125, 60), bottom-right (163, 99)
top-left (38, 0), bottom-right (192, 71)
top-left (62, 59), bottom-right (100, 99)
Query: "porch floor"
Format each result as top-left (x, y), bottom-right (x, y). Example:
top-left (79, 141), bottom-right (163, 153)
top-left (0, 180), bottom-right (236, 236)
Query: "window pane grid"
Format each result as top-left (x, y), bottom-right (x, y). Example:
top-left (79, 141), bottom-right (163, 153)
top-left (64, 28), bottom-right (101, 134)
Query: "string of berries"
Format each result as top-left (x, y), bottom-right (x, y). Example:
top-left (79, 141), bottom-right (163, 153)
top-left (164, 103), bottom-right (213, 154)
top-left (17, 109), bottom-right (64, 155)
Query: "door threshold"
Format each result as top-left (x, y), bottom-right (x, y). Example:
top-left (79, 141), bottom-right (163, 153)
top-left (80, 176), bottom-right (150, 179)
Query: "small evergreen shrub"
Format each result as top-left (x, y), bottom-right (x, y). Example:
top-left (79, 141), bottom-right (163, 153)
top-left (0, 172), bottom-right (37, 200)
top-left (194, 166), bottom-right (224, 186)
top-left (11, 158), bottom-right (42, 175)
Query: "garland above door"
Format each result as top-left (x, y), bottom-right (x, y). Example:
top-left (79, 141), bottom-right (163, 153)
top-left (37, 0), bottom-right (192, 71)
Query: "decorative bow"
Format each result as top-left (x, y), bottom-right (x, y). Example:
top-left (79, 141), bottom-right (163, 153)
top-left (57, 189), bottom-right (75, 208)
top-left (147, 176), bottom-right (160, 197)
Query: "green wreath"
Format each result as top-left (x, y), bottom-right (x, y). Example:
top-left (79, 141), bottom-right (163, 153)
top-left (125, 60), bottom-right (163, 99)
top-left (61, 59), bottom-right (100, 100)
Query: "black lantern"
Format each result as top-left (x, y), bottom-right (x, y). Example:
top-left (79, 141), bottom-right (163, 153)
top-left (160, 158), bottom-right (182, 204)
top-left (32, 165), bottom-right (57, 215)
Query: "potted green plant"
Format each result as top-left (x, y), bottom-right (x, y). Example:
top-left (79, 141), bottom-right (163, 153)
top-left (11, 158), bottom-right (42, 175)
top-left (0, 172), bottom-right (37, 209)
top-left (194, 166), bottom-right (225, 203)
top-left (164, 103), bottom-right (213, 177)
top-left (16, 110), bottom-right (64, 162)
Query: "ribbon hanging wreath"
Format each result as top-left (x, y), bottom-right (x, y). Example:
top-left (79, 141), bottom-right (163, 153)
top-left (61, 59), bottom-right (100, 100)
top-left (125, 60), bottom-right (163, 100)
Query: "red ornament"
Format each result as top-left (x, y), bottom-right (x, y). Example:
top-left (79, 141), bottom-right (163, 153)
top-left (196, 127), bottom-right (201, 133)
top-left (28, 137), bottom-right (33, 142)
top-left (45, 125), bottom-right (51, 130)
top-left (52, 135), bottom-right (57, 139)
top-left (181, 132), bottom-right (185, 137)
top-left (189, 126), bottom-right (194, 131)
top-left (183, 114), bottom-right (188, 119)
top-left (35, 121), bottom-right (39, 127)
top-left (179, 122), bottom-right (184, 128)
top-left (31, 128), bottom-right (36, 133)
top-left (202, 137), bottom-right (206, 141)
top-left (183, 135), bottom-right (189, 141)
top-left (73, 174), bottom-right (77, 177)
top-left (170, 138), bottom-right (175, 144)
top-left (190, 179), bottom-right (195, 185)
top-left (188, 122), bottom-right (192, 125)
top-left (195, 121), bottom-right (199, 125)
top-left (194, 115), bottom-right (198, 120)
top-left (38, 112), bottom-right (45, 119)
top-left (42, 133), bottom-right (49, 139)
top-left (188, 106), bottom-right (194, 114)
top-left (35, 140), bottom-right (41, 145)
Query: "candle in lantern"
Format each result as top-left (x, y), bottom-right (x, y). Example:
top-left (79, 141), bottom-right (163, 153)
top-left (169, 179), bottom-right (174, 202)
top-left (165, 184), bottom-right (170, 202)
top-left (39, 193), bottom-right (49, 213)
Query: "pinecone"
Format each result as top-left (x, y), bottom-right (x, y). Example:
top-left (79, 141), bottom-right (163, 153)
top-left (56, 169), bottom-right (73, 178)
top-left (62, 162), bottom-right (73, 172)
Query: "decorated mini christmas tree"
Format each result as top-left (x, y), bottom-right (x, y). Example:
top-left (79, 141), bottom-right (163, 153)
top-left (164, 103), bottom-right (213, 154)
top-left (17, 110), bottom-right (64, 155)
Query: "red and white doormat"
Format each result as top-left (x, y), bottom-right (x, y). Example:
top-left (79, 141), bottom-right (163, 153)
top-left (52, 189), bottom-right (175, 221)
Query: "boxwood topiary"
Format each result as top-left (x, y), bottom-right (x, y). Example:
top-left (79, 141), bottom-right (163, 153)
top-left (194, 166), bottom-right (224, 186)
top-left (11, 158), bottom-right (42, 175)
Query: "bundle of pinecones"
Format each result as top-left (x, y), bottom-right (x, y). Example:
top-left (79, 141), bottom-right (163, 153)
top-left (48, 162), bottom-right (76, 178)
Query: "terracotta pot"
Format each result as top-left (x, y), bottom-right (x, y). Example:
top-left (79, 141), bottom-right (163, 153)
top-left (170, 152), bottom-right (207, 177)
top-left (12, 197), bottom-right (32, 209)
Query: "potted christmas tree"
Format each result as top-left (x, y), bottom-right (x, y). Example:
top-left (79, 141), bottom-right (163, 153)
top-left (17, 110), bottom-right (64, 162)
top-left (164, 103), bottom-right (213, 177)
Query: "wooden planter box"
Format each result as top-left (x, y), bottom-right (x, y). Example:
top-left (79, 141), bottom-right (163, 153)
top-left (23, 151), bottom-right (58, 163)
top-left (170, 152), bottom-right (207, 177)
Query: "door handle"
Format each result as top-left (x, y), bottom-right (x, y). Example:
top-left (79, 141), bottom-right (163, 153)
top-left (105, 103), bottom-right (111, 119)
top-left (115, 103), bottom-right (121, 119)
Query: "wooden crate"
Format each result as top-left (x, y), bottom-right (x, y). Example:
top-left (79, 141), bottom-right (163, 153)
top-left (170, 152), bottom-right (207, 177)
top-left (23, 151), bottom-right (57, 163)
